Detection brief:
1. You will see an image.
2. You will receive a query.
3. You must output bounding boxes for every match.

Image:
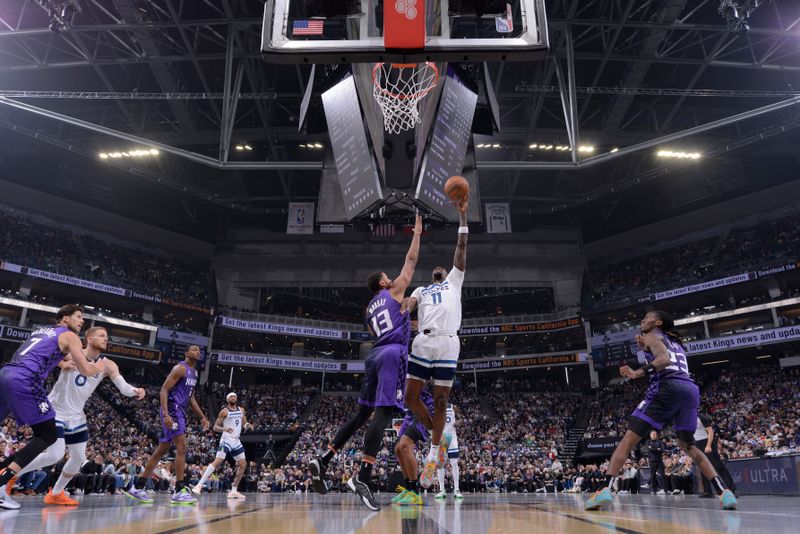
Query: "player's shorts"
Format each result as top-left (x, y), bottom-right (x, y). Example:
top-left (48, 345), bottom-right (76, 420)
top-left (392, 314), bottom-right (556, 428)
top-left (55, 412), bottom-right (89, 445)
top-left (398, 417), bottom-right (428, 444)
top-left (408, 333), bottom-right (460, 387)
top-left (446, 435), bottom-right (460, 459)
top-left (358, 343), bottom-right (407, 410)
top-left (630, 379), bottom-right (700, 436)
top-left (159, 407), bottom-right (187, 443)
top-left (217, 436), bottom-right (246, 461)
top-left (0, 367), bottom-right (55, 426)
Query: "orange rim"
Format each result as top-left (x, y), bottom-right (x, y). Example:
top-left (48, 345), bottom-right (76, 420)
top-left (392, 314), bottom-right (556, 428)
top-left (372, 62), bottom-right (440, 101)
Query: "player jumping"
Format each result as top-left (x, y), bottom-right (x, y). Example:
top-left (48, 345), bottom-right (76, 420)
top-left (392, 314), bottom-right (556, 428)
top-left (0, 305), bottom-right (104, 510)
top-left (126, 345), bottom-right (209, 506)
top-left (193, 392), bottom-right (254, 499)
top-left (584, 311), bottom-right (737, 511)
top-left (309, 214), bottom-right (422, 511)
top-left (3, 326), bottom-right (145, 506)
top-left (404, 197), bottom-right (468, 489)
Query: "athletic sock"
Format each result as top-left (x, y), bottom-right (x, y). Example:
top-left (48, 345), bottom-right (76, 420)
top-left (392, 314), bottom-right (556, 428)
top-left (0, 467), bottom-right (17, 486)
top-left (403, 478), bottom-right (410, 489)
top-left (52, 473), bottom-right (74, 495)
top-left (357, 460), bottom-right (373, 484)
top-left (437, 468), bottom-right (446, 490)
top-left (711, 476), bottom-right (727, 495)
top-left (134, 476), bottom-right (146, 490)
top-left (606, 475), bottom-right (618, 491)
top-left (426, 444), bottom-right (438, 464)
top-left (175, 480), bottom-right (185, 492)
top-left (199, 465), bottom-right (215, 485)
top-left (407, 479), bottom-right (419, 493)
top-left (451, 459), bottom-right (460, 492)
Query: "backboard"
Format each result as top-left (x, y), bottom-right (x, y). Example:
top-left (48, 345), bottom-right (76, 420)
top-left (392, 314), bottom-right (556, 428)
top-left (262, 0), bottom-right (549, 64)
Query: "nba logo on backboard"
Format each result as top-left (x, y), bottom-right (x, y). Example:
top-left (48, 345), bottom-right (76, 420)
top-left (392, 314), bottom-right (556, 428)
top-left (296, 208), bottom-right (305, 225)
top-left (496, 3), bottom-right (514, 34)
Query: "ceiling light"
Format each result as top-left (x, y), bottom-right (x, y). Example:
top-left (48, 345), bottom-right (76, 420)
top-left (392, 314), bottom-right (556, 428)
top-left (610, 147), bottom-right (619, 153)
top-left (244, 145), bottom-right (253, 151)
top-left (529, 144), bottom-right (538, 149)
top-left (299, 144), bottom-right (306, 148)
top-left (578, 145), bottom-right (595, 153)
top-left (543, 145), bottom-right (553, 150)
top-left (492, 144), bottom-right (500, 148)
top-left (657, 150), bottom-right (702, 159)
top-left (99, 153), bottom-right (108, 159)
top-left (150, 148), bottom-right (159, 155)
top-left (314, 143), bottom-right (323, 149)
top-left (235, 145), bottom-right (244, 151)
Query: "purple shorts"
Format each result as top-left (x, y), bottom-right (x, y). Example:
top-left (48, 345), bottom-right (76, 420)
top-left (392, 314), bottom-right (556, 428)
top-left (159, 407), bottom-right (187, 443)
top-left (0, 367), bottom-right (55, 426)
top-left (358, 343), bottom-right (408, 410)
top-left (398, 417), bottom-right (428, 444)
top-left (631, 379), bottom-right (700, 432)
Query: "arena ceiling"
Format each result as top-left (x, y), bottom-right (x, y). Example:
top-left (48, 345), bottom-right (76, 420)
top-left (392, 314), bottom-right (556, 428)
top-left (0, 0), bottom-right (799, 241)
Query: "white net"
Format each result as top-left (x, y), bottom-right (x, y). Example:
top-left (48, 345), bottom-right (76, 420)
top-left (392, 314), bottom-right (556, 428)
top-left (372, 62), bottom-right (440, 134)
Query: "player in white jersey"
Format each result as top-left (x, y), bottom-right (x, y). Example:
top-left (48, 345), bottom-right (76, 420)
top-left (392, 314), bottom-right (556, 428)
top-left (193, 392), bottom-right (253, 499)
top-left (436, 403), bottom-right (463, 500)
top-left (405, 197), bottom-right (469, 489)
top-left (6, 326), bottom-right (145, 505)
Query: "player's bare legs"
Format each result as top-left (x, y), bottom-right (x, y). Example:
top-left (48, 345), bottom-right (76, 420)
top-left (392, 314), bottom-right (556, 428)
top-left (405, 378), bottom-right (433, 431)
top-left (430, 384), bottom-right (451, 446)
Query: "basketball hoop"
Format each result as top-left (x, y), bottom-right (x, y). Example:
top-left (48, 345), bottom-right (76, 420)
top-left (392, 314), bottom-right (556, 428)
top-left (372, 62), bottom-right (439, 134)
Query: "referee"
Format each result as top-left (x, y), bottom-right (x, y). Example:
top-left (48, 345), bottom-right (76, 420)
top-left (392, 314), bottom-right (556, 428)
top-left (694, 412), bottom-right (736, 497)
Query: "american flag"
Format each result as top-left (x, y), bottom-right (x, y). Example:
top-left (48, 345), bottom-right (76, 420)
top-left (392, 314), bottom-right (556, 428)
top-left (293, 19), bottom-right (324, 36)
top-left (373, 223), bottom-right (396, 237)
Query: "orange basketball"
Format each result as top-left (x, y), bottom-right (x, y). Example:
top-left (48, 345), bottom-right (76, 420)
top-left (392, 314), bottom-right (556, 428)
top-left (444, 175), bottom-right (469, 202)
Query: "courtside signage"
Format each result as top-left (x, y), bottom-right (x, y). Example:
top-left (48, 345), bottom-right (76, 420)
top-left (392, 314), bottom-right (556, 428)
top-left (212, 351), bottom-right (365, 373)
top-left (216, 316), bottom-right (351, 340)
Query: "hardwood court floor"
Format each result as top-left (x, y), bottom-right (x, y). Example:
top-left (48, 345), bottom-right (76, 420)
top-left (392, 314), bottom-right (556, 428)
top-left (0, 491), bottom-right (795, 533)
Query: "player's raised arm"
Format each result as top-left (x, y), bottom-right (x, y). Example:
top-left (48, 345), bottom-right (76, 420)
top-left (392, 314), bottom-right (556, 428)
top-left (59, 331), bottom-right (102, 377)
top-left (453, 198), bottom-right (468, 272)
top-left (213, 408), bottom-right (229, 433)
top-left (391, 214), bottom-right (423, 299)
top-left (105, 359), bottom-right (146, 399)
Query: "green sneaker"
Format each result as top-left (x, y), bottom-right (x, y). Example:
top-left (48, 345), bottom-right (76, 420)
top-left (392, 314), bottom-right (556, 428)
top-left (391, 487), bottom-right (410, 504)
top-left (396, 490), bottom-right (423, 506)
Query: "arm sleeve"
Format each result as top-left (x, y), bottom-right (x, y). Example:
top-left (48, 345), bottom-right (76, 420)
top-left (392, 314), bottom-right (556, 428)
top-left (112, 374), bottom-right (138, 397)
top-left (446, 266), bottom-right (465, 289)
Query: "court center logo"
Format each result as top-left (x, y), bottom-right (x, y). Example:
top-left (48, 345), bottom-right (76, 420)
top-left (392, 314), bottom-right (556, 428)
top-left (395, 0), bottom-right (418, 20)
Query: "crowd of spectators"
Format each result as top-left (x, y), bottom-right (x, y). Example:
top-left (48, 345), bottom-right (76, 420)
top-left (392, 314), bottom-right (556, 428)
top-left (0, 205), bottom-right (210, 308)
top-left (584, 206), bottom-right (800, 309)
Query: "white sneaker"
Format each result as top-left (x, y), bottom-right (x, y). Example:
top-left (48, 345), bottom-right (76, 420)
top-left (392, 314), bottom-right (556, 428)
top-left (0, 486), bottom-right (20, 510)
top-left (191, 483), bottom-right (203, 495)
top-left (454, 490), bottom-right (464, 500)
top-left (227, 490), bottom-right (246, 500)
top-left (657, 490), bottom-right (666, 495)
top-left (435, 490), bottom-right (446, 499)
top-left (671, 489), bottom-right (681, 495)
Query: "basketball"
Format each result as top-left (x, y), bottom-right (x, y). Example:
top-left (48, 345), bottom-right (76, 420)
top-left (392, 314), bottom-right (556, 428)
top-left (444, 175), bottom-right (469, 202)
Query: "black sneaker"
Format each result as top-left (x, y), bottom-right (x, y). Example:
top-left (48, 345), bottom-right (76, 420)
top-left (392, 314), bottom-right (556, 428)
top-left (309, 458), bottom-right (328, 495)
top-left (347, 476), bottom-right (380, 511)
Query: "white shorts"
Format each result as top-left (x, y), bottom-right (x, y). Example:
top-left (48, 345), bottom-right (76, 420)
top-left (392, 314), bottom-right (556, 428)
top-left (217, 436), bottom-right (246, 461)
top-left (408, 334), bottom-right (460, 387)
top-left (446, 435), bottom-right (460, 459)
top-left (55, 411), bottom-right (89, 445)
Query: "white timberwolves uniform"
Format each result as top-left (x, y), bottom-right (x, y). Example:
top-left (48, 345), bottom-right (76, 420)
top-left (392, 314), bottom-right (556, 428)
top-left (48, 358), bottom-right (107, 445)
top-left (217, 407), bottom-right (246, 461)
top-left (408, 267), bottom-right (465, 386)
top-left (444, 405), bottom-right (459, 459)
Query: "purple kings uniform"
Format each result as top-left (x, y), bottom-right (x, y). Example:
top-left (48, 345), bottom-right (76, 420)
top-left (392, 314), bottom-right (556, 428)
top-left (631, 330), bottom-right (700, 433)
top-left (0, 326), bottom-right (69, 425)
top-left (358, 289), bottom-right (410, 410)
top-left (398, 388), bottom-right (435, 443)
top-left (159, 361), bottom-right (198, 442)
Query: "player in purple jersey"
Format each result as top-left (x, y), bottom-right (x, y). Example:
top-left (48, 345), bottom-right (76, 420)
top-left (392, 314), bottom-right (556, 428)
top-left (392, 387), bottom-right (435, 506)
top-left (309, 214), bottom-right (422, 511)
top-left (126, 345), bottom-right (209, 506)
top-left (585, 311), bottom-right (737, 511)
top-left (0, 304), bottom-right (104, 510)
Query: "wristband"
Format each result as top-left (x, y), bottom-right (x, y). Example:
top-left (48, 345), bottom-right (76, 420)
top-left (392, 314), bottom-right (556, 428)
top-left (458, 226), bottom-right (469, 234)
top-left (642, 364), bottom-right (656, 376)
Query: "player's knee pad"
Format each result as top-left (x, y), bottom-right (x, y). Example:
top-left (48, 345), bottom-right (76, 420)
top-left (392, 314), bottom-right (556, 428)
top-left (675, 430), bottom-right (695, 448)
top-left (627, 416), bottom-right (653, 439)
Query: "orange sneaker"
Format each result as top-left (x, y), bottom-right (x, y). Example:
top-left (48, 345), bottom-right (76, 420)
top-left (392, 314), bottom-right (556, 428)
top-left (44, 490), bottom-right (79, 506)
top-left (4, 476), bottom-right (17, 496)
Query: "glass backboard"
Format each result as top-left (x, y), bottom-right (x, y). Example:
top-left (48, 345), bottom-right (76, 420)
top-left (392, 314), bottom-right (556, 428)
top-left (262, 0), bottom-right (549, 64)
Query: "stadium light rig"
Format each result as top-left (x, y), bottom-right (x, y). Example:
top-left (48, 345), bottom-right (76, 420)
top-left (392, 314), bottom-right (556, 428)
top-left (98, 148), bottom-right (159, 160)
top-left (656, 150), bottom-right (702, 160)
